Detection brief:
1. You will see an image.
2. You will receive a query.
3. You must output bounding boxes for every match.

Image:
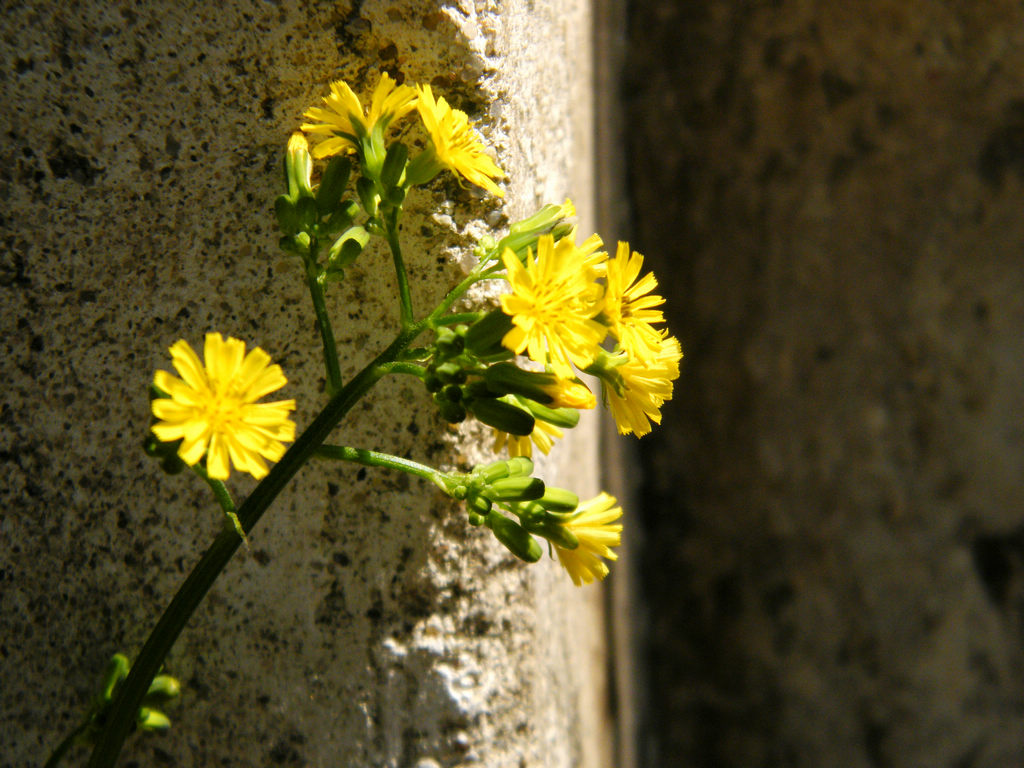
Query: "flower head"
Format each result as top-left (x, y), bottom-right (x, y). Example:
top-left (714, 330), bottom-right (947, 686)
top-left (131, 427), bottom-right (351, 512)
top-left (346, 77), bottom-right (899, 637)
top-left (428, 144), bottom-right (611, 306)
top-left (301, 73), bottom-right (418, 159)
top-left (500, 234), bottom-right (607, 378)
top-left (415, 84), bottom-right (504, 196)
top-left (602, 333), bottom-right (682, 437)
top-left (603, 241), bottom-right (666, 355)
top-left (151, 333), bottom-right (296, 480)
top-left (554, 492), bottom-right (623, 586)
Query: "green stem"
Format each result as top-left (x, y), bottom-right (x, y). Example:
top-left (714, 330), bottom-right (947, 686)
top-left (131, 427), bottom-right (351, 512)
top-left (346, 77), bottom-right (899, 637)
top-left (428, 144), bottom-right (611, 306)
top-left (428, 263), bottom-right (504, 324)
top-left (384, 361), bottom-right (426, 378)
top-left (315, 444), bottom-right (448, 488)
top-left (86, 324), bottom-right (424, 768)
top-left (384, 208), bottom-right (415, 329)
top-left (195, 468), bottom-right (245, 542)
top-left (430, 311), bottom-right (484, 327)
top-left (45, 719), bottom-right (92, 768)
top-left (304, 251), bottom-right (343, 394)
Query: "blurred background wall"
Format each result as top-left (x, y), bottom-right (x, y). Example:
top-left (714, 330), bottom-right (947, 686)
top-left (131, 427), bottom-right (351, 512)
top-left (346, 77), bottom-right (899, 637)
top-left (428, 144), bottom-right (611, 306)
top-left (625, 2), bottom-right (1024, 766)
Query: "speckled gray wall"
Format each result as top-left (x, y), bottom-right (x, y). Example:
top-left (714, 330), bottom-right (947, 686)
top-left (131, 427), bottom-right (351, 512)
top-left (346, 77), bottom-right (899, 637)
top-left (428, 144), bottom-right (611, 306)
top-left (627, 2), bottom-right (1024, 766)
top-left (2, 1), bottom-right (611, 767)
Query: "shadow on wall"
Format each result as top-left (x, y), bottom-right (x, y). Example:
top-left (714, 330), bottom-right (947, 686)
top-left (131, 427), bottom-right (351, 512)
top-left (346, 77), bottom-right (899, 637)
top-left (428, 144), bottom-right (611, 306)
top-left (626, 2), bottom-right (1024, 766)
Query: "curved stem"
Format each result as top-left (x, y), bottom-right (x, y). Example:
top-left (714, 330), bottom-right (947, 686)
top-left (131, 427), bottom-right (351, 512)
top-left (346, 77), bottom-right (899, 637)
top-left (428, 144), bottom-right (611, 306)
top-left (45, 719), bottom-right (92, 768)
top-left (86, 324), bottom-right (424, 768)
top-left (315, 444), bottom-right (449, 489)
top-left (428, 263), bottom-right (504, 324)
top-left (195, 468), bottom-right (244, 542)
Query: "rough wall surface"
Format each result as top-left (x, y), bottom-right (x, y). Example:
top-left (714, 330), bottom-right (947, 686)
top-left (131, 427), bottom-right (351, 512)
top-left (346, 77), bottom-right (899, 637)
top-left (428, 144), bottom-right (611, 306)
top-left (1, 2), bottom-right (609, 767)
top-left (627, 2), bottom-right (1024, 766)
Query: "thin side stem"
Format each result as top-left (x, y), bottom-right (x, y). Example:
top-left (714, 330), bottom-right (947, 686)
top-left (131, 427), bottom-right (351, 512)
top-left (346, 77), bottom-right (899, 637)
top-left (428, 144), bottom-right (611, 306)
top-left (315, 444), bottom-right (448, 488)
top-left (428, 262), bottom-right (504, 324)
top-left (195, 468), bottom-right (245, 542)
top-left (304, 252), bottom-right (344, 394)
top-left (86, 324), bottom-right (424, 768)
top-left (45, 719), bottom-right (92, 768)
top-left (384, 208), bottom-right (415, 329)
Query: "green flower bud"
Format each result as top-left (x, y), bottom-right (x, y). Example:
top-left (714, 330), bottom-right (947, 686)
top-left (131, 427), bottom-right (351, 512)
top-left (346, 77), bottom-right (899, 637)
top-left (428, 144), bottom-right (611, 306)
top-left (380, 141), bottom-right (409, 190)
top-left (467, 510), bottom-right (486, 526)
top-left (506, 456), bottom-right (535, 477)
top-left (137, 707), bottom-right (172, 732)
top-left (356, 176), bottom-right (379, 217)
top-left (327, 226), bottom-right (370, 271)
top-left (537, 486), bottom-right (579, 512)
top-left (316, 156), bottom-right (352, 216)
top-left (519, 397), bottom-right (581, 429)
top-left (487, 511), bottom-right (542, 563)
top-left (434, 361), bottom-right (467, 385)
top-left (482, 363), bottom-right (556, 404)
top-left (274, 195), bottom-right (300, 236)
top-left (486, 476), bottom-right (545, 502)
top-left (435, 327), bottom-right (464, 357)
top-left (296, 196), bottom-right (319, 235)
top-left (464, 309), bottom-right (514, 356)
top-left (468, 397), bottom-right (535, 436)
top-left (467, 495), bottom-right (492, 516)
top-left (101, 654), bottom-right (131, 701)
top-left (143, 674), bottom-right (181, 706)
top-left (473, 456), bottom-right (534, 484)
top-left (433, 393), bottom-right (467, 423)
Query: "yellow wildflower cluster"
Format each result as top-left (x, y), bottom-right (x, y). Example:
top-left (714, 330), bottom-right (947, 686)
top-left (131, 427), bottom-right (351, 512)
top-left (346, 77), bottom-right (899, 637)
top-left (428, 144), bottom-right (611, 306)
top-left (499, 235), bottom-right (681, 438)
top-left (301, 73), bottom-right (505, 197)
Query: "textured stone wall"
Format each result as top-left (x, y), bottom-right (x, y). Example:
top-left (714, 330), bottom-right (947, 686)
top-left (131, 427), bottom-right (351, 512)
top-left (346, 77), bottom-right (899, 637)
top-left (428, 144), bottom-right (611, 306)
top-left (627, 2), bottom-right (1024, 766)
top-left (1, 1), bottom-right (610, 766)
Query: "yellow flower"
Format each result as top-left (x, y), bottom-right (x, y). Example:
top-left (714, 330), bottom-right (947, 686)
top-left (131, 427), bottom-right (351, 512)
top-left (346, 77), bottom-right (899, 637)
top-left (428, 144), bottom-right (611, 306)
top-left (493, 418), bottom-right (563, 458)
top-left (603, 333), bottom-right (683, 437)
top-left (151, 334), bottom-right (296, 480)
top-left (415, 84), bottom-right (505, 196)
top-left (554, 492), bottom-right (623, 586)
top-left (541, 376), bottom-right (596, 410)
top-left (500, 234), bottom-right (607, 378)
top-left (301, 73), bottom-right (418, 159)
top-left (603, 241), bottom-right (666, 355)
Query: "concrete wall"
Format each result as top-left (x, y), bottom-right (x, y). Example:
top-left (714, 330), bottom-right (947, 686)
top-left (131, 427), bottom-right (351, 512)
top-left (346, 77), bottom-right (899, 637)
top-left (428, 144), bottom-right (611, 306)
top-left (628, 2), bottom-right (1024, 766)
top-left (1, 2), bottom-right (612, 766)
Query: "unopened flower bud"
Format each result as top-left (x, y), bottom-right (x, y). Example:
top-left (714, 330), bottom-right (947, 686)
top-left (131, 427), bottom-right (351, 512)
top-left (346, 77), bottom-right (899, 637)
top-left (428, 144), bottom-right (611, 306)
top-left (537, 487), bottom-right (579, 512)
top-left (137, 707), bottom-right (172, 732)
top-left (464, 309), bottom-right (514, 356)
top-left (482, 362), bottom-right (556, 404)
top-left (486, 476), bottom-right (545, 502)
top-left (487, 511), bottom-right (542, 563)
top-left (101, 654), bottom-right (131, 701)
top-left (285, 132), bottom-right (313, 199)
top-left (315, 156), bottom-right (352, 216)
top-left (468, 397), bottom-right (535, 436)
top-left (519, 398), bottom-right (580, 429)
top-left (144, 674), bottom-right (181, 706)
